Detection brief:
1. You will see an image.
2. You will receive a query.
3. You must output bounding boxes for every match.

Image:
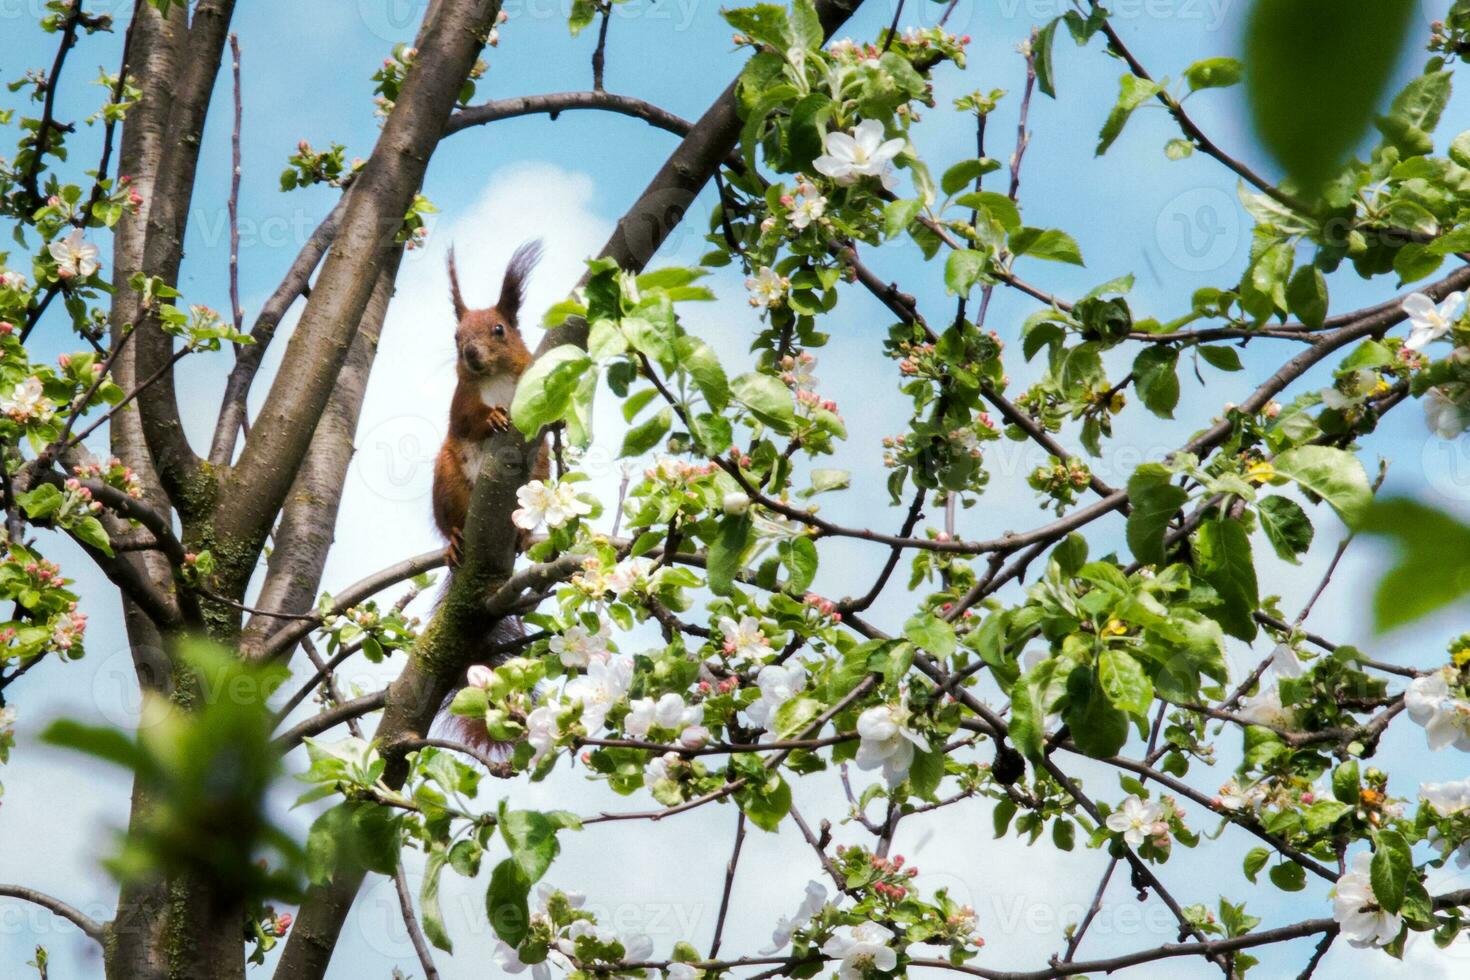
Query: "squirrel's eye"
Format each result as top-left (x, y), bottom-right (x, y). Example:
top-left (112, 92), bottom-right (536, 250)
top-left (494, 324), bottom-right (505, 337)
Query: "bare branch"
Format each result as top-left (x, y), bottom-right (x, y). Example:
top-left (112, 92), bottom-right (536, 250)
top-left (0, 884), bottom-right (106, 944)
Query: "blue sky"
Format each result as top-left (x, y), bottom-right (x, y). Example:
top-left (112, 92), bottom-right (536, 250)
top-left (3, 1), bottom-right (1470, 977)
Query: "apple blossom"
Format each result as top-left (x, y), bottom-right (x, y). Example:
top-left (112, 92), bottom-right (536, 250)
top-left (743, 662), bottom-right (807, 731)
top-left (0, 377), bottom-right (50, 423)
top-left (564, 656), bottom-right (634, 732)
top-left (1332, 852), bottom-right (1403, 948)
top-left (512, 479), bottom-right (592, 531)
top-left (855, 703), bottom-right (929, 786)
top-left (1105, 795), bottom-right (1167, 847)
top-left (718, 615), bottom-right (769, 660)
top-left (761, 879), bottom-right (827, 953)
top-left (1421, 777), bottom-right (1470, 815)
top-left (821, 921), bottom-right (900, 980)
top-left (1423, 387), bottom-right (1470, 439)
top-left (48, 229), bottom-right (101, 279)
top-left (607, 556), bottom-right (657, 594)
top-left (745, 267), bottom-right (789, 309)
top-left (1403, 290), bottom-right (1466, 350)
top-left (1406, 668), bottom-right (1470, 751)
top-left (549, 623), bottom-right (610, 668)
top-left (813, 119), bottom-right (906, 188)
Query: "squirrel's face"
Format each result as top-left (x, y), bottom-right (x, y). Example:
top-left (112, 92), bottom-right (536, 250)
top-left (455, 307), bottom-right (530, 379)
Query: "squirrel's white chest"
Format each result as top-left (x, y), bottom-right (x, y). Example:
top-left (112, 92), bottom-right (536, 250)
top-left (458, 372), bottom-right (519, 475)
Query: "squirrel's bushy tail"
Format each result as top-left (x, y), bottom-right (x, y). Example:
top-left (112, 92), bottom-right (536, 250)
top-left (434, 615), bottom-right (527, 757)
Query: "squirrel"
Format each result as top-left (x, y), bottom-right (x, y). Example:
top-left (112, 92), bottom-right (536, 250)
top-left (430, 240), bottom-right (549, 755)
top-left (432, 239), bottom-right (550, 564)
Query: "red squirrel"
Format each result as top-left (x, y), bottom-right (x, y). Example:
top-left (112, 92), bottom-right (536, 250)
top-left (432, 239), bottom-right (550, 564)
top-left (431, 241), bottom-right (549, 755)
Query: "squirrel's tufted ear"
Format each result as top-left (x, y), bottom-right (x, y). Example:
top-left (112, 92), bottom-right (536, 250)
top-left (496, 239), bottom-right (543, 325)
top-left (447, 246), bottom-right (467, 322)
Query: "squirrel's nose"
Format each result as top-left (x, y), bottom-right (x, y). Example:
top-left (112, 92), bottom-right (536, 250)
top-left (463, 346), bottom-right (486, 372)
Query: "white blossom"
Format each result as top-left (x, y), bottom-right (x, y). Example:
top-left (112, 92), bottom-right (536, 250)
top-left (1237, 644), bottom-right (1303, 730)
top-left (549, 623), bottom-right (609, 668)
top-left (813, 119), bottom-right (905, 188)
top-left (0, 269), bottom-right (26, 291)
top-left (665, 964), bottom-right (699, 980)
top-left (0, 706), bottom-right (14, 732)
top-left (48, 230), bottom-right (100, 279)
top-left (493, 941), bottom-right (555, 980)
top-left (0, 377), bottom-right (50, 423)
top-left (625, 692), bottom-right (703, 741)
top-left (525, 704), bottom-right (560, 763)
top-left (744, 662), bottom-right (807, 731)
top-left (1403, 290), bottom-right (1466, 351)
top-left (820, 921), bottom-right (900, 980)
top-left (643, 750), bottom-right (681, 788)
top-left (761, 879), bottom-right (827, 953)
top-left (1406, 668), bottom-right (1470, 751)
top-left (466, 664), bottom-right (496, 689)
top-left (718, 615), bottom-right (769, 661)
top-left (1423, 387), bottom-right (1470, 439)
top-left (854, 704), bottom-right (928, 786)
top-left (1332, 851), bottom-right (1403, 948)
top-left (512, 480), bottom-right (591, 531)
top-left (745, 267), bottom-right (789, 309)
top-left (1105, 795), bottom-right (1167, 847)
top-left (565, 656), bottom-right (633, 732)
top-left (1421, 777), bottom-right (1470, 815)
top-left (607, 556), bottom-right (657, 595)
top-left (788, 186), bottom-right (827, 229)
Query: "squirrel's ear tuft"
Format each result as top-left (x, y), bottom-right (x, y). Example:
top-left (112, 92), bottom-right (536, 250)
top-left (447, 246), bottom-right (467, 322)
top-left (496, 239), bottom-right (543, 325)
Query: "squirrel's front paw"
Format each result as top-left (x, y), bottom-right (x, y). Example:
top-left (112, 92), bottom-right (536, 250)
top-left (485, 405), bottom-right (511, 433)
top-left (446, 529), bottom-right (464, 568)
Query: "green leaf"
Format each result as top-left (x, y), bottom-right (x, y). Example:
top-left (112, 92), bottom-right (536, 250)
top-left (1256, 495), bottom-right (1314, 563)
top-left (421, 852), bottom-right (453, 953)
top-left (721, 4), bottom-right (791, 50)
top-left (1269, 860), bottom-right (1307, 892)
top-left (730, 372), bottom-right (795, 428)
top-left (499, 809), bottom-right (562, 883)
top-left (1034, 17), bottom-right (1061, 97)
top-left (1132, 346), bottom-right (1180, 419)
top-left (1098, 648), bottom-right (1154, 715)
top-left (954, 190), bottom-right (1021, 232)
top-left (904, 614), bottom-right (957, 657)
top-left (1063, 667), bottom-right (1129, 759)
top-left (1243, 847), bottom-right (1270, 883)
top-left (1184, 57), bottom-right (1243, 91)
top-left (16, 484), bottom-right (63, 520)
top-left (707, 512), bottom-right (753, 597)
top-left (1245, 0), bottom-right (1417, 190)
top-left (1286, 265), bottom-right (1328, 328)
top-left (1371, 831), bottom-right (1413, 914)
top-left (883, 198), bottom-right (923, 239)
top-left (677, 336), bottom-right (729, 412)
top-left (511, 345), bottom-right (593, 437)
top-left (1357, 498), bottom-right (1470, 629)
top-left (1197, 345), bottom-right (1243, 372)
top-left (1097, 74), bottom-right (1163, 155)
top-left (1376, 70), bottom-right (1453, 158)
top-left (487, 858), bottom-right (532, 944)
top-left (908, 747), bottom-right (944, 801)
top-left (72, 515), bottom-right (114, 556)
top-left (944, 249), bottom-right (988, 298)
top-left (620, 407), bottom-right (672, 457)
top-left (740, 773), bottom-right (792, 832)
top-left (1270, 445), bottom-right (1372, 526)
top-left (1195, 518), bottom-right (1258, 641)
top-left (1332, 760), bottom-right (1361, 804)
top-left (941, 158), bottom-right (1000, 196)
top-left (789, 0), bottom-right (822, 49)
top-left (1126, 464), bottom-right (1188, 566)
top-left (1009, 227), bottom-right (1084, 266)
